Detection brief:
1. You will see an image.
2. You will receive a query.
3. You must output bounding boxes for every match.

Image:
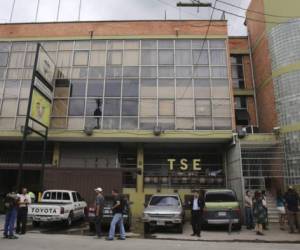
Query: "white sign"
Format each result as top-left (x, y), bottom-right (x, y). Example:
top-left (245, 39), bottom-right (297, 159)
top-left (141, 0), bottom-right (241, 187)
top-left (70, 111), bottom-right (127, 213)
top-left (33, 77), bottom-right (53, 101)
top-left (36, 46), bottom-right (55, 85)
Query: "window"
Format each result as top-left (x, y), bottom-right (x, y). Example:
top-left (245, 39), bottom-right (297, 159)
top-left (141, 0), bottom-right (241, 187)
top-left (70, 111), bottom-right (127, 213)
top-left (4, 80), bottom-right (20, 98)
top-left (75, 41), bottom-right (90, 50)
top-left (107, 51), bottom-right (122, 65)
top-left (8, 52), bottom-right (24, 68)
top-left (140, 99), bottom-right (157, 117)
top-left (70, 80), bottom-right (86, 97)
top-left (123, 67), bottom-right (139, 77)
top-left (235, 96), bottom-right (247, 109)
top-left (69, 99), bottom-right (85, 116)
top-left (86, 99), bottom-right (102, 116)
top-left (158, 50), bottom-right (174, 65)
top-left (194, 79), bottom-right (211, 98)
top-left (176, 79), bottom-right (193, 98)
top-left (176, 66), bottom-right (192, 77)
top-left (140, 79), bottom-right (157, 98)
top-left (90, 51), bottom-right (106, 66)
top-left (158, 79), bottom-right (174, 98)
top-left (124, 40), bottom-right (140, 49)
top-left (72, 192), bottom-right (78, 202)
top-left (231, 55), bottom-right (245, 89)
top-left (107, 40), bottom-right (123, 50)
top-left (194, 66), bottom-right (209, 77)
top-left (212, 99), bottom-right (231, 117)
top-left (87, 80), bottom-right (103, 97)
top-left (141, 50), bottom-right (157, 65)
top-left (0, 42), bottom-right (11, 52)
top-left (76, 192), bottom-right (84, 201)
top-left (141, 40), bottom-right (156, 49)
top-left (24, 52), bottom-right (35, 67)
top-left (103, 99), bottom-right (120, 116)
top-left (0, 53), bottom-right (8, 66)
top-left (176, 99), bottom-right (194, 117)
top-left (122, 118), bottom-right (138, 129)
top-left (123, 50), bottom-right (139, 66)
top-left (103, 117), bottom-right (120, 129)
top-left (63, 192), bottom-right (71, 200)
top-left (57, 51), bottom-right (73, 67)
top-left (141, 67), bottom-right (157, 78)
top-left (106, 66), bottom-right (122, 78)
top-left (123, 79), bottom-right (139, 97)
top-left (73, 51), bottom-right (89, 66)
top-left (210, 50), bottom-right (227, 65)
top-left (192, 50), bottom-right (208, 65)
top-left (158, 67), bottom-right (174, 77)
top-left (91, 41), bottom-right (106, 50)
top-left (122, 99), bottom-right (138, 116)
top-left (211, 67), bottom-right (228, 78)
top-left (195, 99), bottom-right (211, 116)
top-left (210, 40), bottom-right (226, 49)
top-left (158, 40), bottom-right (174, 49)
top-left (57, 192), bottom-right (62, 200)
top-left (88, 67), bottom-right (105, 78)
top-left (211, 79), bottom-right (229, 98)
top-left (175, 40), bottom-right (191, 49)
top-left (175, 50), bottom-right (191, 65)
top-left (176, 118), bottom-right (194, 130)
top-left (105, 79), bottom-right (121, 97)
top-left (159, 100), bottom-right (174, 116)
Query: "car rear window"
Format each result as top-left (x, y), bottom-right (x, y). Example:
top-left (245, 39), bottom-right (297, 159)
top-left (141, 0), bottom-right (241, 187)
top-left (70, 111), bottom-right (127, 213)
top-left (149, 196), bottom-right (179, 206)
top-left (205, 192), bottom-right (237, 202)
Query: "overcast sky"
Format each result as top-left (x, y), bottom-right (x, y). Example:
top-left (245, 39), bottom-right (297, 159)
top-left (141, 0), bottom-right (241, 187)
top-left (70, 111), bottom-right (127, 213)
top-left (0, 0), bottom-right (251, 35)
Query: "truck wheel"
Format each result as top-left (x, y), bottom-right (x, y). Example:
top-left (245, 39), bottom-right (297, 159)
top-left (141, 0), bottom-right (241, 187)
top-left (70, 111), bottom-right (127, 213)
top-left (65, 212), bottom-right (74, 227)
top-left (144, 222), bottom-right (151, 234)
top-left (176, 224), bottom-right (183, 234)
top-left (32, 221), bottom-right (40, 228)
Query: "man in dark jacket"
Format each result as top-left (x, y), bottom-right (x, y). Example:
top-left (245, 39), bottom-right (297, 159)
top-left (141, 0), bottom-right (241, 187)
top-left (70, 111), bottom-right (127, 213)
top-left (188, 190), bottom-right (205, 237)
top-left (284, 186), bottom-right (300, 233)
top-left (3, 192), bottom-right (19, 239)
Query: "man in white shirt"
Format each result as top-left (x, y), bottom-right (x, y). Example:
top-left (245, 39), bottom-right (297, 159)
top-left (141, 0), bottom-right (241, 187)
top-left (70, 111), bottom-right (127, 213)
top-left (16, 188), bottom-right (31, 234)
top-left (189, 190), bottom-right (205, 237)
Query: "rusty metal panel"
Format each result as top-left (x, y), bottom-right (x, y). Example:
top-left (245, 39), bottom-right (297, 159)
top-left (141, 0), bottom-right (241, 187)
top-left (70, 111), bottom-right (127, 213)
top-left (44, 168), bottom-right (122, 205)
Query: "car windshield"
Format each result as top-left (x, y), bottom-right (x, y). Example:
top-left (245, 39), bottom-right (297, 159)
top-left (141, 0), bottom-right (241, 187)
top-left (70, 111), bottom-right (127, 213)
top-left (205, 192), bottom-right (236, 202)
top-left (149, 196), bottom-right (179, 206)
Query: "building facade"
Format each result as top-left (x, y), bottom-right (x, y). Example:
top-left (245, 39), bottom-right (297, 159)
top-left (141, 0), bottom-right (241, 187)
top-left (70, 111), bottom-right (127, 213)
top-left (0, 20), bottom-right (285, 215)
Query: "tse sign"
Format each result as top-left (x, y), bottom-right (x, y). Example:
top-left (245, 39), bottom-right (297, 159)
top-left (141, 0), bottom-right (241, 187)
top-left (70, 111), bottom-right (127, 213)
top-left (167, 158), bottom-right (202, 171)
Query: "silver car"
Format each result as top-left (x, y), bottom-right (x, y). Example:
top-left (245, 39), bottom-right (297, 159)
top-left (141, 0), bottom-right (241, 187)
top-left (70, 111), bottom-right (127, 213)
top-left (142, 194), bottom-right (184, 233)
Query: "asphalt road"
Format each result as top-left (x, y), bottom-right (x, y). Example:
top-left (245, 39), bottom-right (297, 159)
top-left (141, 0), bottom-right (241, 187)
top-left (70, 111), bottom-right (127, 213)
top-left (0, 233), bottom-right (299, 250)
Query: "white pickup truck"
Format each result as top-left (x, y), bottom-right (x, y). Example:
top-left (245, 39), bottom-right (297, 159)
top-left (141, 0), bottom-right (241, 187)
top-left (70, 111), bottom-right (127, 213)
top-left (28, 190), bottom-right (87, 227)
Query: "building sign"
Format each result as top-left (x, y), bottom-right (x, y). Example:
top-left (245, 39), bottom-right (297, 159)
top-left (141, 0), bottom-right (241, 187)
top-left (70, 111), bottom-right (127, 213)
top-left (34, 77), bottom-right (53, 100)
top-left (167, 158), bottom-right (201, 171)
top-left (36, 46), bottom-right (55, 86)
top-left (30, 89), bottom-right (51, 127)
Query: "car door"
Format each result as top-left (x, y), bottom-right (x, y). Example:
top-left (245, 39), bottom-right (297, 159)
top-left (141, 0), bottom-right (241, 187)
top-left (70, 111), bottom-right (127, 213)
top-left (71, 192), bottom-right (80, 218)
top-left (75, 192), bottom-right (86, 217)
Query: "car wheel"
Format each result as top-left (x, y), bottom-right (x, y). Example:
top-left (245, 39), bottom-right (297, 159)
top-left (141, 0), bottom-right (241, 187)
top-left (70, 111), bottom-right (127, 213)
top-left (65, 212), bottom-right (73, 227)
top-left (176, 224), bottom-right (183, 234)
top-left (144, 222), bottom-right (151, 234)
top-left (32, 221), bottom-right (40, 227)
top-left (234, 223), bottom-right (242, 231)
top-left (89, 222), bottom-right (95, 232)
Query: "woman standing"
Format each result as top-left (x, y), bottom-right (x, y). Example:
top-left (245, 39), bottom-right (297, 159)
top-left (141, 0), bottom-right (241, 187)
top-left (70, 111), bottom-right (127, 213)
top-left (253, 191), bottom-right (267, 235)
top-left (276, 190), bottom-right (286, 230)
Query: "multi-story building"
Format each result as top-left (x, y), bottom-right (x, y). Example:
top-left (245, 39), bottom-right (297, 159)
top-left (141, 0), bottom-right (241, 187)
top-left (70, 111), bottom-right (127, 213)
top-left (0, 19), bottom-right (285, 215)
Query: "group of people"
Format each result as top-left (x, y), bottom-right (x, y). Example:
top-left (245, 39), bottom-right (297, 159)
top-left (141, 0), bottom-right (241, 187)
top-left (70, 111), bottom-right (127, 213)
top-left (3, 188), bottom-right (34, 239)
top-left (245, 186), bottom-right (300, 235)
top-left (94, 187), bottom-right (126, 240)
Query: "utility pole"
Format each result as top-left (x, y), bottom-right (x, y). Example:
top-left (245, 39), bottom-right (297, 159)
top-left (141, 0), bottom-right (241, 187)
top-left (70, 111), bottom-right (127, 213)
top-left (177, 1), bottom-right (212, 8)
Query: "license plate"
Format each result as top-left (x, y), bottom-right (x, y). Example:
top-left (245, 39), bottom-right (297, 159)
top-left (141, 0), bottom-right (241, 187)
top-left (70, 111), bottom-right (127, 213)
top-left (157, 221), bottom-right (165, 226)
top-left (218, 212), bottom-right (226, 217)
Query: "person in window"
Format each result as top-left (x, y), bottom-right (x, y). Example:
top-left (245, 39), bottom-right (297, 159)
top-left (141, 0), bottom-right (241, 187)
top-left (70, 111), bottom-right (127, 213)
top-left (3, 192), bottom-right (19, 239)
top-left (16, 187), bottom-right (31, 235)
top-left (284, 186), bottom-right (300, 233)
top-left (106, 189), bottom-right (126, 240)
top-left (93, 99), bottom-right (102, 129)
top-left (94, 187), bottom-right (105, 239)
top-left (188, 190), bottom-right (205, 237)
top-left (245, 190), bottom-right (254, 229)
top-left (253, 191), bottom-right (267, 236)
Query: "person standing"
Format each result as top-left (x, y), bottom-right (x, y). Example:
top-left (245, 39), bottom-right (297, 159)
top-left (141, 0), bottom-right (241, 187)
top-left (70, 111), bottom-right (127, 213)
top-left (276, 190), bottom-right (286, 230)
top-left (245, 190), bottom-right (254, 229)
top-left (189, 190), bottom-right (205, 237)
top-left (16, 187), bottom-right (31, 235)
top-left (284, 186), bottom-right (300, 233)
top-left (94, 187), bottom-right (105, 238)
top-left (253, 191), bottom-right (267, 236)
top-left (3, 192), bottom-right (19, 239)
top-left (106, 189), bottom-right (125, 241)
top-left (261, 190), bottom-right (268, 230)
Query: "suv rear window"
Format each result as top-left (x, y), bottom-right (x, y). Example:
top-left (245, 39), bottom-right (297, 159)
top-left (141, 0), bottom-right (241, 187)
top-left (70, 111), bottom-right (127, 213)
top-left (149, 196), bottom-right (179, 206)
top-left (205, 192), bottom-right (237, 202)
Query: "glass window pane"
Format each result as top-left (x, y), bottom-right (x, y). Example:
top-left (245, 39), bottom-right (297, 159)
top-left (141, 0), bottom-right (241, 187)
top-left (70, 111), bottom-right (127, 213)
top-left (87, 80), bottom-right (103, 97)
top-left (212, 79), bottom-right (229, 98)
top-left (210, 40), bottom-right (226, 48)
top-left (141, 67), bottom-right (157, 78)
top-left (106, 66), bottom-right (122, 78)
top-left (195, 117), bottom-right (212, 130)
top-left (68, 118), bottom-right (84, 130)
top-left (86, 99), bottom-right (102, 116)
top-left (85, 117), bottom-right (101, 129)
top-left (122, 99), bottom-right (138, 116)
top-left (88, 67), bottom-right (105, 78)
top-left (195, 99), bottom-right (211, 116)
top-left (104, 99), bottom-right (121, 116)
top-left (7, 69), bottom-right (22, 79)
top-left (1, 99), bottom-right (17, 116)
top-left (24, 52), bottom-right (35, 67)
top-left (52, 99), bottom-right (68, 116)
top-left (194, 66), bottom-right (209, 77)
top-left (122, 118), bottom-right (138, 129)
top-left (4, 80), bottom-right (20, 98)
top-left (22, 69), bottom-right (33, 79)
top-left (91, 41), bottom-right (106, 50)
top-left (176, 66), bottom-right (192, 77)
top-left (141, 79), bottom-right (157, 98)
top-left (158, 40), bottom-right (174, 49)
top-left (175, 40), bottom-right (191, 49)
top-left (12, 42), bottom-right (26, 51)
top-left (158, 79), bottom-right (174, 98)
top-left (141, 40), bottom-right (156, 49)
top-left (141, 50), bottom-right (157, 65)
top-left (214, 117), bottom-right (232, 130)
top-left (90, 51), bottom-right (106, 66)
top-left (176, 99), bottom-right (194, 117)
top-left (0, 69), bottom-right (6, 79)
top-left (72, 67), bottom-right (88, 79)
top-left (158, 67), bottom-right (174, 77)
top-left (140, 117), bottom-right (156, 129)
top-left (0, 52), bottom-right (9, 67)
top-left (0, 81), bottom-right (4, 96)
top-left (74, 41), bottom-right (90, 50)
top-left (58, 41), bottom-right (73, 50)
top-left (175, 50), bottom-right (191, 65)
top-left (158, 117), bottom-right (175, 130)
top-left (105, 79), bottom-right (121, 97)
top-left (158, 50), bottom-right (174, 65)
top-left (41, 42), bottom-right (57, 51)
top-left (8, 52), bottom-right (24, 68)
top-left (159, 100), bottom-right (174, 116)
top-left (140, 99), bottom-right (157, 117)
top-left (123, 66), bottom-right (139, 77)
top-left (123, 50), bottom-right (139, 66)
top-left (192, 40), bottom-right (208, 49)
top-left (107, 40), bottom-right (123, 50)
top-left (107, 51), bottom-right (122, 65)
top-left (56, 68), bottom-right (71, 79)
top-left (231, 65), bottom-right (244, 79)
top-left (70, 80), bottom-right (86, 97)
top-left (0, 42), bottom-right (11, 52)
top-left (123, 79), bottom-right (139, 97)
top-left (176, 118), bottom-right (194, 130)
top-left (211, 67), bottom-right (228, 78)
top-left (51, 118), bottom-right (67, 129)
top-left (18, 99), bottom-right (28, 115)
top-left (124, 40), bottom-right (140, 49)
top-left (57, 51), bottom-right (72, 67)
top-left (73, 51), bottom-right (89, 66)
top-left (212, 99), bottom-right (231, 117)
top-left (176, 79), bottom-right (193, 98)
top-left (192, 50), bottom-right (208, 65)
top-left (0, 118), bottom-right (15, 129)
top-left (69, 99), bottom-right (85, 116)
top-left (210, 50), bottom-right (227, 65)
top-left (103, 117), bottom-right (120, 129)
top-left (194, 79), bottom-right (211, 98)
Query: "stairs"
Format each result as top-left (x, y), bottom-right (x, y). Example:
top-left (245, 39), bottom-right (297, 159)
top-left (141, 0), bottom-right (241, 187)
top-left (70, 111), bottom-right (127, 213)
top-left (266, 192), bottom-right (279, 223)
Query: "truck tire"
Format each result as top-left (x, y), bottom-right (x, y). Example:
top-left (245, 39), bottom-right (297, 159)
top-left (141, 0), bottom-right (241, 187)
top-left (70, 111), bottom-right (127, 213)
top-left (144, 222), bottom-right (151, 234)
top-left (32, 221), bottom-right (40, 228)
top-left (65, 212), bottom-right (74, 227)
top-left (176, 223), bottom-right (183, 234)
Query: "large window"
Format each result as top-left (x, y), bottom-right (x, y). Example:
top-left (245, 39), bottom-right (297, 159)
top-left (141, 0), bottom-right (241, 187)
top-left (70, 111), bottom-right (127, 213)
top-left (231, 55), bottom-right (245, 89)
top-left (0, 39), bottom-right (232, 131)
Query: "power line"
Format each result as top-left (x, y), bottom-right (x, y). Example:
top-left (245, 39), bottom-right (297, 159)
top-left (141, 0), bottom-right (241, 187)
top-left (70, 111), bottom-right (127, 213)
top-left (217, 0), bottom-right (300, 19)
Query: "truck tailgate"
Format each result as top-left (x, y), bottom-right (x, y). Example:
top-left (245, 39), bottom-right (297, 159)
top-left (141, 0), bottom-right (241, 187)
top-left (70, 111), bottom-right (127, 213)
top-left (28, 204), bottom-right (61, 216)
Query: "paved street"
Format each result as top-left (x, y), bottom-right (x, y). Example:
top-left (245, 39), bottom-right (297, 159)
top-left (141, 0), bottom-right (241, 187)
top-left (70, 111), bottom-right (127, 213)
top-left (0, 233), bottom-right (300, 250)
